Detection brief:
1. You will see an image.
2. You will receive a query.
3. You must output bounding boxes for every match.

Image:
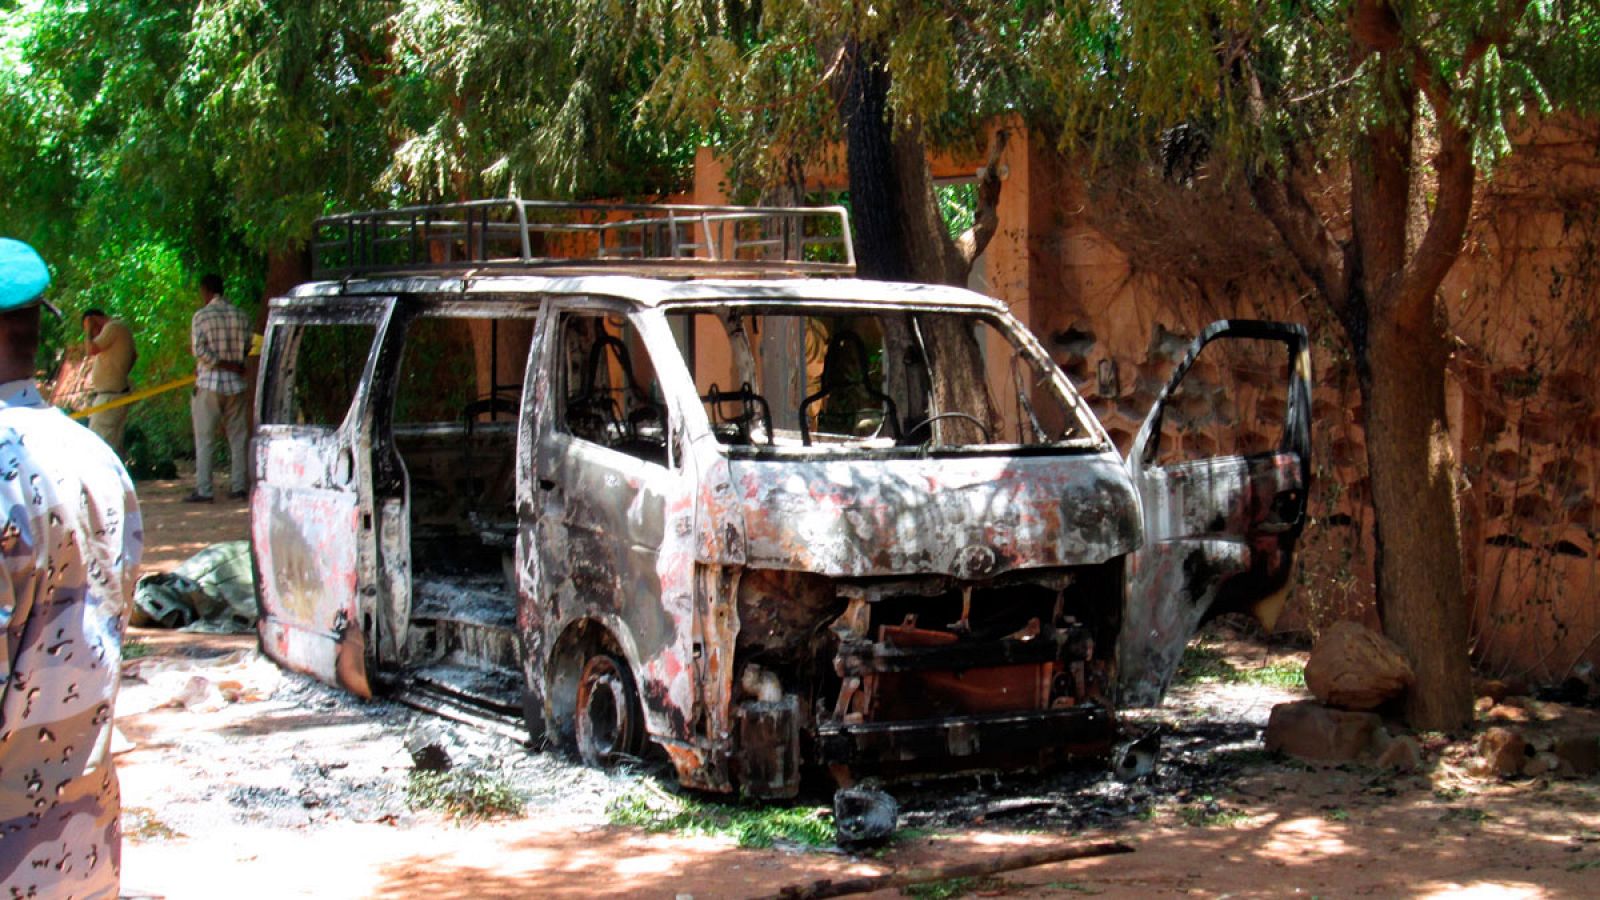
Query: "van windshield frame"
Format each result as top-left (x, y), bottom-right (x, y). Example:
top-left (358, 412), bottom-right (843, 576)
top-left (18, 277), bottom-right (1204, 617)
top-left (660, 301), bottom-right (1107, 459)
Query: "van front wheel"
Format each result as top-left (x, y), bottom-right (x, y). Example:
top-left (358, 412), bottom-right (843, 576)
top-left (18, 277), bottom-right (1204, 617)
top-left (575, 653), bottom-right (643, 767)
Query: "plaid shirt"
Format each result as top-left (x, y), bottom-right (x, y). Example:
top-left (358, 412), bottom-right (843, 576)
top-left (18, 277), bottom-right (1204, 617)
top-left (192, 297), bottom-right (252, 395)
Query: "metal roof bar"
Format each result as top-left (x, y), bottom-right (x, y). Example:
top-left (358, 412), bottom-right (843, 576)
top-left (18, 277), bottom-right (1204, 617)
top-left (312, 199), bottom-right (856, 279)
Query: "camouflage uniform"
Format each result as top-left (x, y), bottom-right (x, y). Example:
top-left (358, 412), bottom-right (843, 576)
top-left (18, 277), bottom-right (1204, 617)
top-left (0, 380), bottom-right (142, 899)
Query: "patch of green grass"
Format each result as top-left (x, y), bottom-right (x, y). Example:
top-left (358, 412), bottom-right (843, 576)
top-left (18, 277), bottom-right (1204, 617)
top-left (122, 806), bottom-right (180, 841)
top-left (1322, 807), bottom-right (1350, 822)
top-left (1438, 807), bottom-right (1493, 825)
top-left (1174, 643), bottom-right (1305, 689)
top-left (405, 768), bottom-right (527, 821)
top-left (1432, 786), bottom-right (1468, 802)
top-left (1566, 859), bottom-right (1600, 872)
top-left (904, 876), bottom-right (1006, 899)
top-left (123, 639), bottom-right (155, 660)
top-left (607, 785), bottom-right (832, 849)
top-left (1177, 796), bottom-right (1249, 828)
top-left (1243, 661), bottom-right (1307, 688)
top-left (1175, 644), bottom-right (1237, 683)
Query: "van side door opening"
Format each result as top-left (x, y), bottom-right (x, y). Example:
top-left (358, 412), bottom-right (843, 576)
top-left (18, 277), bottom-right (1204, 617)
top-left (379, 303), bottom-right (539, 715)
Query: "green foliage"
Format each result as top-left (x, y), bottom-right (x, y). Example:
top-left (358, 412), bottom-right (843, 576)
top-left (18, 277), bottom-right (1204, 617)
top-left (1028, 0), bottom-right (1600, 178)
top-left (936, 183), bottom-right (977, 241)
top-left (122, 639), bottom-right (154, 660)
top-left (404, 768), bottom-right (527, 821)
top-left (1177, 795), bottom-right (1248, 828)
top-left (606, 785), bottom-right (833, 849)
top-left (632, 1), bottom-right (1050, 190)
top-left (6, 0), bottom-right (1597, 470)
top-left (1175, 642), bottom-right (1307, 689)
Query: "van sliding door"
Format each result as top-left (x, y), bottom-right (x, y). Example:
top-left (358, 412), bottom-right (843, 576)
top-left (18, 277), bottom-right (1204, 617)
top-left (252, 298), bottom-right (395, 697)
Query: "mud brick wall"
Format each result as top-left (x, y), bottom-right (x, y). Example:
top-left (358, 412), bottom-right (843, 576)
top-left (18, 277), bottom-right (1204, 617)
top-left (1005, 121), bottom-right (1600, 682)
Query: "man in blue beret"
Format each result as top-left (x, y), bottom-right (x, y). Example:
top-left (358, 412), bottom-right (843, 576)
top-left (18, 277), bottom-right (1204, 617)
top-left (0, 238), bottom-right (142, 899)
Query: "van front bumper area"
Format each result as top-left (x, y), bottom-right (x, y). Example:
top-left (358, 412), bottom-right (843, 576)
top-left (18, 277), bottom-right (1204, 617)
top-left (815, 705), bottom-right (1116, 770)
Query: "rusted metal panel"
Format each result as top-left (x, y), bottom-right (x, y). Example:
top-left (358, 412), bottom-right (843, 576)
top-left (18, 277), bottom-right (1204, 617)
top-left (252, 300), bottom-right (393, 698)
top-left (378, 497), bottom-right (411, 659)
top-left (733, 454), bottom-right (1141, 578)
top-left (252, 479), bottom-right (369, 697)
top-left (817, 706), bottom-right (1115, 769)
top-left (732, 697), bottom-right (802, 799)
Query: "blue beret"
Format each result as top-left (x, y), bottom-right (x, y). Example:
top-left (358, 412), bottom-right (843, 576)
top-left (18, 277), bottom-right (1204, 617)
top-left (0, 240), bottom-right (51, 310)
top-left (0, 239), bottom-right (52, 312)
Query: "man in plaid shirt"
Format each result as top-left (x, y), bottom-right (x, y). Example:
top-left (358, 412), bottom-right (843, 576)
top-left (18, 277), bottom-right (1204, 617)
top-left (186, 274), bottom-right (252, 502)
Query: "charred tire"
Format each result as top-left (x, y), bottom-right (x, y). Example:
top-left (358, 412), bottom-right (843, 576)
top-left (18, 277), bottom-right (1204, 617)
top-left (575, 653), bottom-right (643, 767)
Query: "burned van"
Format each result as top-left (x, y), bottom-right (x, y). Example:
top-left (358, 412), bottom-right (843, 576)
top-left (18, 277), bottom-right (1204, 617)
top-left (252, 201), bottom-right (1310, 797)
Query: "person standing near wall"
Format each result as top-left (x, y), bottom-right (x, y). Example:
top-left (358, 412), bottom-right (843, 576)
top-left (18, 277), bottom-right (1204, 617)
top-left (186, 274), bottom-right (251, 503)
top-left (0, 238), bottom-right (143, 898)
top-left (81, 309), bottom-right (136, 453)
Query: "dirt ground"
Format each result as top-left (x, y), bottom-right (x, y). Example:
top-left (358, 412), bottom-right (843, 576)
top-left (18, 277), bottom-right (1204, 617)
top-left (114, 476), bottom-right (1600, 899)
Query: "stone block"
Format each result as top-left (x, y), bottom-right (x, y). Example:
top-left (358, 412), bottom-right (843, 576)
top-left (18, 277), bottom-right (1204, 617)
top-left (1304, 621), bottom-right (1414, 711)
top-left (1265, 700), bottom-right (1383, 763)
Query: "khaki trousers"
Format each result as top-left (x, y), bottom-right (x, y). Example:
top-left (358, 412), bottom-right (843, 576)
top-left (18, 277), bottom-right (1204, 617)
top-left (87, 390), bottom-right (131, 453)
top-left (192, 387), bottom-right (249, 497)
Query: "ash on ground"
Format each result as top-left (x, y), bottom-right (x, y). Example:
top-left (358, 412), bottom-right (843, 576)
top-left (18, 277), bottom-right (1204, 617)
top-left (116, 624), bottom-right (1306, 842)
top-left (115, 646), bottom-right (646, 838)
top-left (885, 676), bottom-right (1305, 833)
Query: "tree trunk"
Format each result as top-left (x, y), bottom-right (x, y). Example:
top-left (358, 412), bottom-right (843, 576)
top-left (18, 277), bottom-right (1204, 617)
top-left (1246, 27), bottom-right (1477, 728)
top-left (838, 39), bottom-right (995, 434)
top-left (1358, 312), bottom-right (1475, 730)
top-left (841, 41), bottom-right (911, 282)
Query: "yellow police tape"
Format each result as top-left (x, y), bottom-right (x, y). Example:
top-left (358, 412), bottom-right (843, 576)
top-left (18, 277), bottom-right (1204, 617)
top-left (69, 375), bottom-right (197, 420)
top-left (68, 333), bottom-right (263, 421)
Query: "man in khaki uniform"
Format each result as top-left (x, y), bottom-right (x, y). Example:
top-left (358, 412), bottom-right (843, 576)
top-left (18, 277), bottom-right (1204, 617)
top-left (82, 309), bottom-right (135, 453)
top-left (0, 239), bottom-right (141, 899)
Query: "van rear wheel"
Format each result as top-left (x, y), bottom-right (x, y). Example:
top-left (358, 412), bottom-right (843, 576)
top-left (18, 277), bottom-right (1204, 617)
top-left (575, 653), bottom-right (643, 767)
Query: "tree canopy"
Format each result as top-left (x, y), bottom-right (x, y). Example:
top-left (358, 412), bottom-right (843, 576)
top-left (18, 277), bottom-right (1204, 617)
top-left (3, 3), bottom-right (1598, 720)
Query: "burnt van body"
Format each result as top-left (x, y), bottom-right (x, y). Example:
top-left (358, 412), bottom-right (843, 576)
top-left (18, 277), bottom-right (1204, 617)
top-left (251, 201), bottom-right (1311, 797)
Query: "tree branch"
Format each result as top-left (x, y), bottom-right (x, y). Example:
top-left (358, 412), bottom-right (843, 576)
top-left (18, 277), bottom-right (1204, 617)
top-left (1394, 113), bottom-right (1475, 329)
top-left (955, 127), bottom-right (1010, 270)
top-left (1394, 0), bottom-right (1530, 327)
top-left (1239, 60), bottom-right (1350, 313)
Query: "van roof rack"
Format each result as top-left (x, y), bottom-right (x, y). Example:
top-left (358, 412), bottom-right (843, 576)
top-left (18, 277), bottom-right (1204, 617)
top-left (312, 199), bottom-right (855, 279)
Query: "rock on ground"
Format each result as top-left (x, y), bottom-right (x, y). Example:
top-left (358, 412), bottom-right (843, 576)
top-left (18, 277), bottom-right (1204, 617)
top-left (1303, 621), bottom-right (1414, 711)
top-left (1375, 734), bottom-right (1423, 772)
top-left (1265, 700), bottom-right (1383, 763)
top-left (1552, 735), bottom-right (1600, 776)
top-left (1474, 727), bottom-right (1529, 778)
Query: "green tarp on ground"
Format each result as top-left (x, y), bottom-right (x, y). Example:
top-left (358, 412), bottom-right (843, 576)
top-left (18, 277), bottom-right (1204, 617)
top-left (133, 540), bottom-right (257, 633)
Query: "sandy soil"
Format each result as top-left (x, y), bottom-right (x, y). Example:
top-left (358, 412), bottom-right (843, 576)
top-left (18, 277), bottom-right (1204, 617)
top-left (136, 467), bottom-right (253, 574)
top-left (113, 482), bottom-right (1600, 899)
